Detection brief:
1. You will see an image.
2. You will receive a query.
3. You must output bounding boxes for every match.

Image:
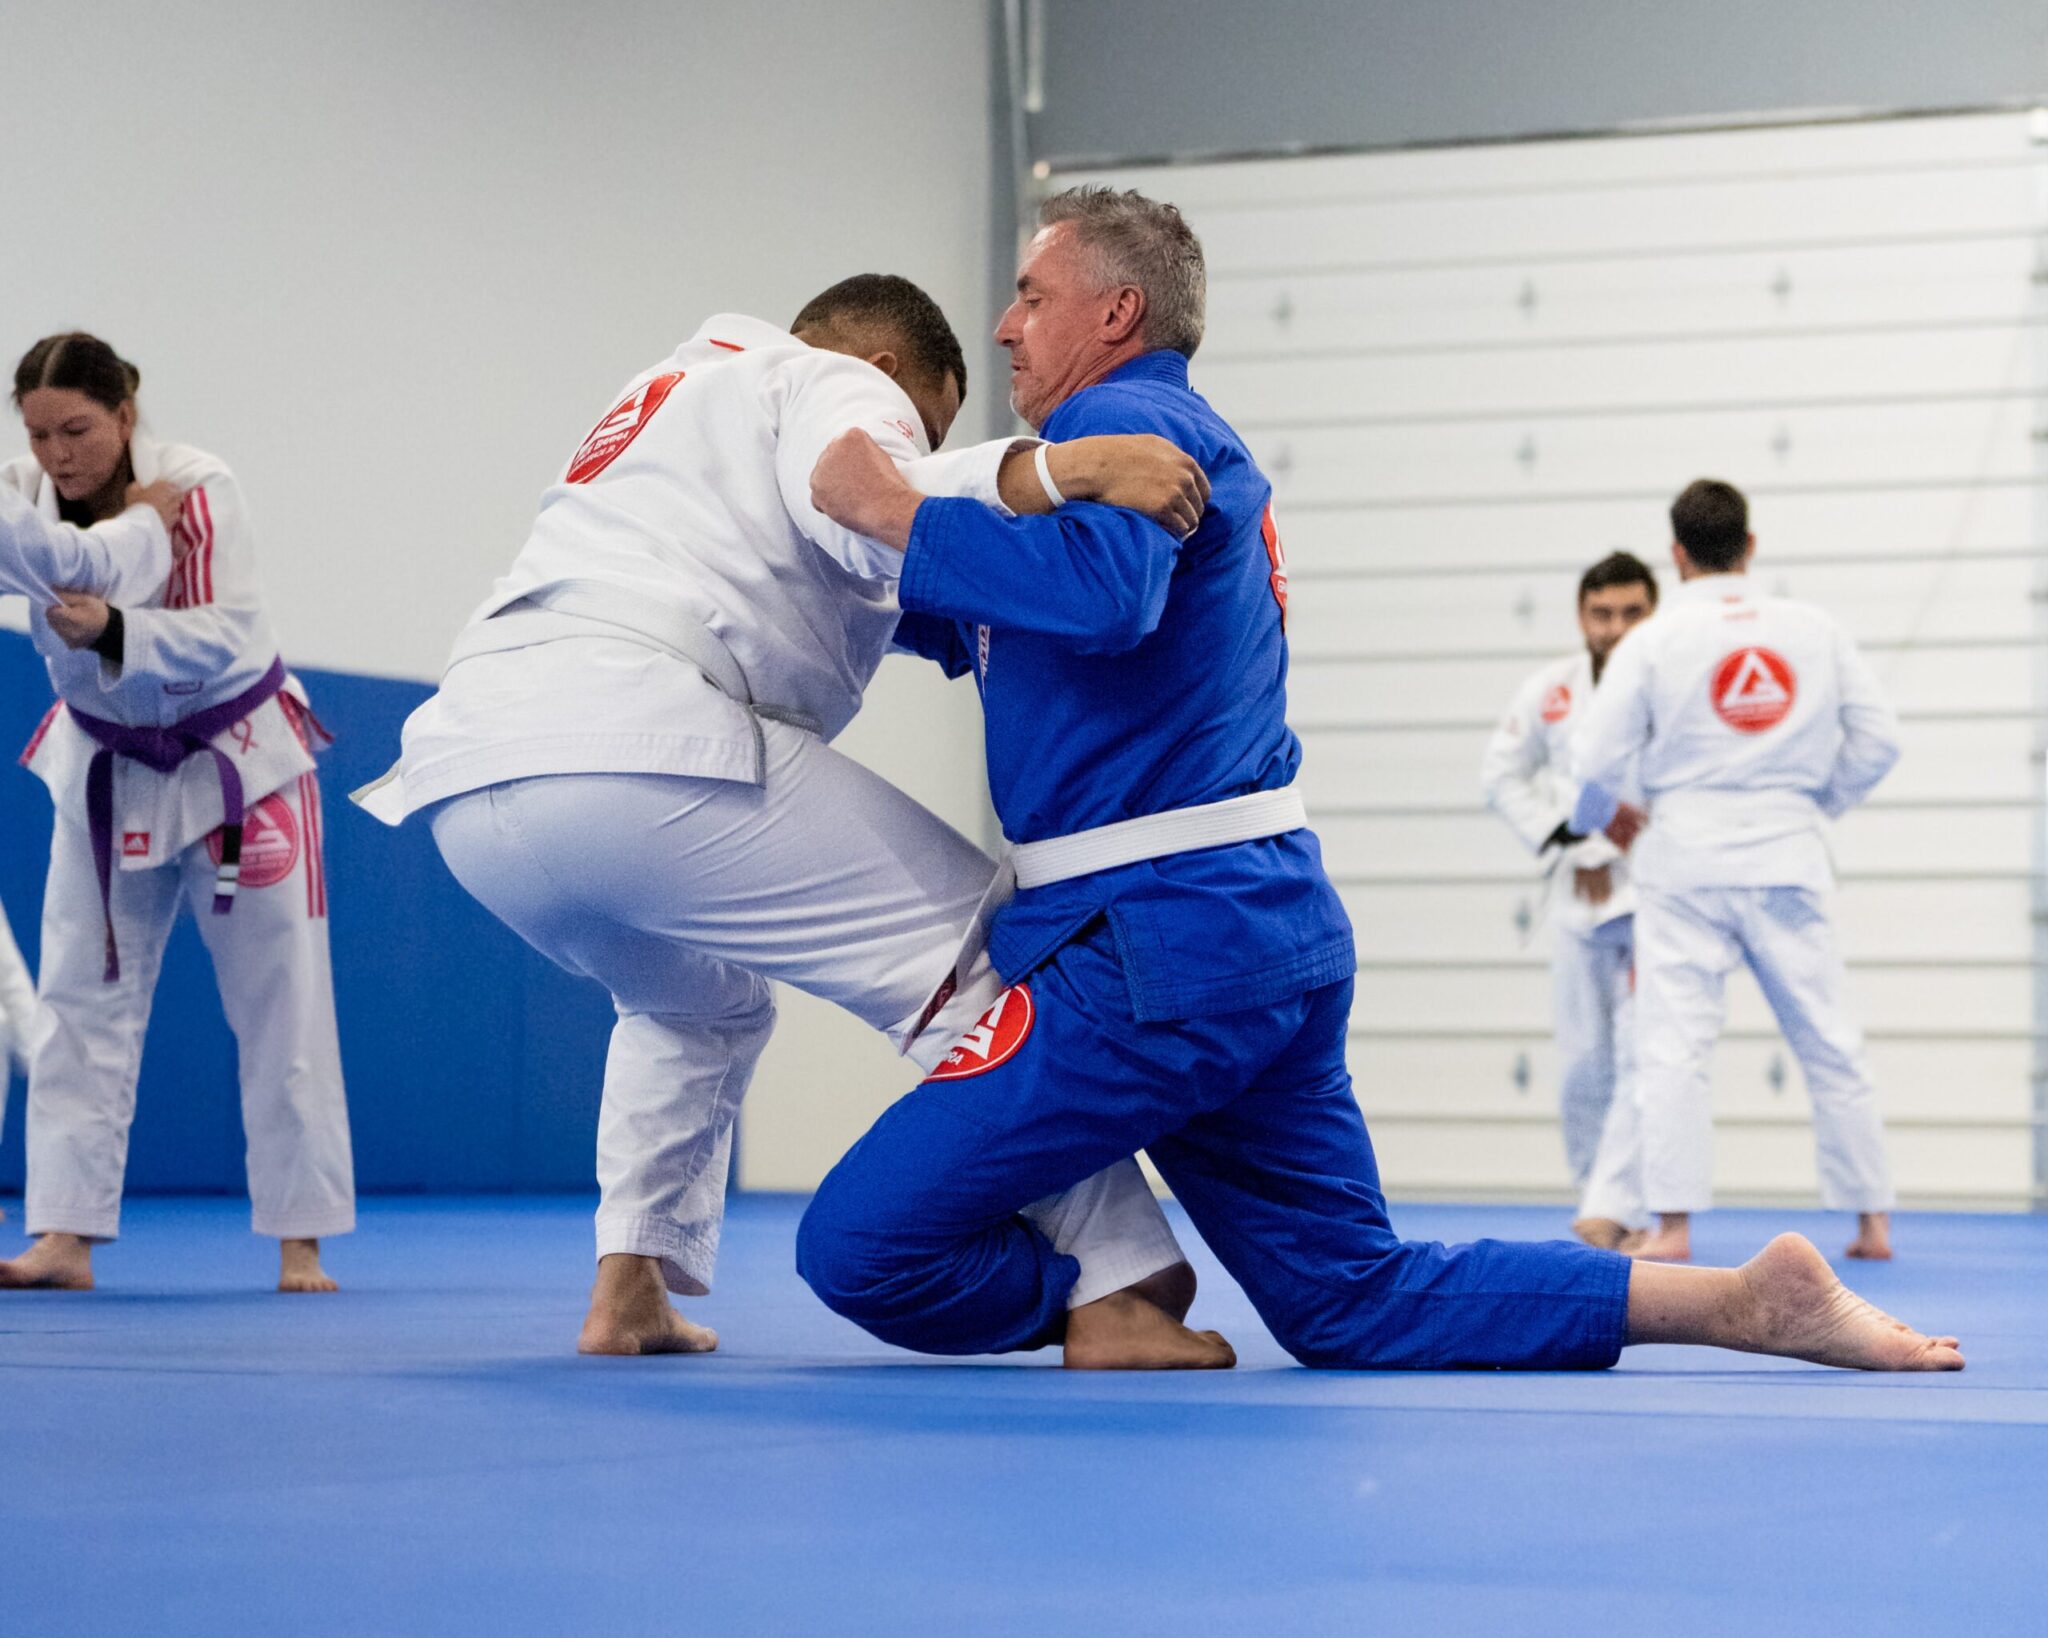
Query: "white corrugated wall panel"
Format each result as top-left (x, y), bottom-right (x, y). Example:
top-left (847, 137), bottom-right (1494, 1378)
top-left (1055, 109), bottom-right (2047, 1207)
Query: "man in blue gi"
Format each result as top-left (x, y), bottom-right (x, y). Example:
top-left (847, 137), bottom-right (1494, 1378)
top-left (792, 188), bottom-right (1963, 1374)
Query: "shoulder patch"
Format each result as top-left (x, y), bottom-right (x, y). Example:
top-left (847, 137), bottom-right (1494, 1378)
top-left (565, 372), bottom-right (684, 484)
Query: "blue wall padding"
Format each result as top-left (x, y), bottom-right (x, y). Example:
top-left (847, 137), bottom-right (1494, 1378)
top-left (0, 638), bottom-right (617, 1194)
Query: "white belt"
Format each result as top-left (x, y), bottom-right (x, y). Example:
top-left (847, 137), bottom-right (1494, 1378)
top-left (350, 580), bottom-right (821, 821)
top-left (901, 783), bottom-right (1309, 1058)
top-left (449, 578), bottom-right (822, 735)
top-left (1010, 785), bottom-right (1307, 889)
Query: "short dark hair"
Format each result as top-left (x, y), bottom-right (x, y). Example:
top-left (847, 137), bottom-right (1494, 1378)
top-left (1579, 550), bottom-right (1658, 607)
top-left (791, 274), bottom-right (966, 400)
top-left (1670, 479), bottom-right (1750, 572)
top-left (13, 331), bottom-right (139, 411)
top-left (1038, 186), bottom-right (1207, 358)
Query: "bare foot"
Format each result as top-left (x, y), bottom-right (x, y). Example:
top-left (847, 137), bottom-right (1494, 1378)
top-left (0, 1232), bottom-right (95, 1290)
top-left (278, 1237), bottom-right (338, 1293)
top-left (1845, 1211), bottom-right (1892, 1261)
top-left (1063, 1289), bottom-right (1235, 1370)
top-left (1616, 1229), bottom-right (1652, 1255)
top-left (1123, 1259), bottom-right (1197, 1323)
top-left (1630, 1212), bottom-right (1691, 1261)
top-left (1733, 1233), bottom-right (1959, 1370)
top-left (578, 1253), bottom-right (718, 1356)
top-left (1572, 1217), bottom-right (1629, 1250)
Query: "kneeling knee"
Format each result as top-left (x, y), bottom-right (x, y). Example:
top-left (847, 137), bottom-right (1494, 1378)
top-left (794, 1173), bottom-right (894, 1319)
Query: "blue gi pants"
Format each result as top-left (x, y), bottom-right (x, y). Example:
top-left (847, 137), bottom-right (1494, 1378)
top-left (798, 921), bottom-right (1634, 1369)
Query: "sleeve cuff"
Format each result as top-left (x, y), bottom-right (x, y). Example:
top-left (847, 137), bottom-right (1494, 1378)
top-left (903, 437), bottom-right (1037, 516)
top-left (1570, 782), bottom-right (1620, 837)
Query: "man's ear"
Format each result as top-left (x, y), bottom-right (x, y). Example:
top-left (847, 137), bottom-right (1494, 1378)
top-left (1741, 532), bottom-right (1758, 569)
top-left (1670, 539), bottom-right (1690, 575)
top-left (1102, 286), bottom-right (1146, 344)
top-left (863, 348), bottom-right (902, 381)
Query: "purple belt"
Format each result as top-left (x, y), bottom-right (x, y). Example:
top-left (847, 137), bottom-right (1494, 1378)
top-left (69, 656), bottom-right (287, 982)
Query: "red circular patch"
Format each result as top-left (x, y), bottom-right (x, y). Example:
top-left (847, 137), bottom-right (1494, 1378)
top-left (1711, 646), bottom-right (1797, 733)
top-left (1540, 683), bottom-right (1573, 724)
top-left (924, 984), bottom-right (1035, 1082)
top-left (564, 371), bottom-right (684, 485)
top-left (207, 792), bottom-right (301, 889)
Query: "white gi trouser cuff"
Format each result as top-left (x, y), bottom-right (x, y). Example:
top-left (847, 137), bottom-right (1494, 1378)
top-left (24, 1201), bottom-right (124, 1242)
top-left (1021, 1159), bottom-right (1186, 1308)
top-left (249, 1206), bottom-right (358, 1240)
top-left (597, 1209), bottom-right (725, 1298)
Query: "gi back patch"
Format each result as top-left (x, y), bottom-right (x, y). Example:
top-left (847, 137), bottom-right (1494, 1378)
top-left (207, 792), bottom-right (301, 888)
top-left (564, 371), bottom-right (684, 484)
top-left (1711, 646), bottom-right (1796, 733)
top-left (924, 984), bottom-right (1035, 1082)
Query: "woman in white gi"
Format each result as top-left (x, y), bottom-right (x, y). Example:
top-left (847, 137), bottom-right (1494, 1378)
top-left (0, 333), bottom-right (354, 1293)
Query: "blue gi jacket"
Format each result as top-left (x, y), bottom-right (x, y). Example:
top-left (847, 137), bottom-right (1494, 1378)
top-left (894, 349), bottom-right (1355, 1022)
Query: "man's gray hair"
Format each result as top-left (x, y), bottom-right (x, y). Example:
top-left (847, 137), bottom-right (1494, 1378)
top-left (1038, 186), bottom-right (1207, 358)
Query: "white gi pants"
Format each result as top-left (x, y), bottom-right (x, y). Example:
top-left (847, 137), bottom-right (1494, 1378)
top-left (1567, 916), bottom-right (1646, 1228)
top-left (427, 720), bottom-right (1184, 1303)
top-left (25, 772), bottom-right (355, 1241)
top-left (1634, 885), bottom-right (1894, 1214)
top-left (1551, 921), bottom-right (1627, 1186)
top-left (0, 895), bottom-right (36, 1129)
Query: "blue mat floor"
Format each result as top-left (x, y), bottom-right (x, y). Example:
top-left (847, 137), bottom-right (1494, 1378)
top-left (1, 1195), bottom-right (2042, 1636)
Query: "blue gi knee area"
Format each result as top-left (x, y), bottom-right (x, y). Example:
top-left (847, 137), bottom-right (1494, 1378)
top-left (797, 1120), bottom-right (1081, 1357)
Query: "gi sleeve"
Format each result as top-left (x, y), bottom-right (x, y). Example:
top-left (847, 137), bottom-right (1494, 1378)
top-left (1816, 622), bottom-right (1901, 817)
top-left (0, 487), bottom-right (172, 604)
top-left (895, 388), bottom-right (1185, 653)
top-left (770, 353), bottom-right (1025, 584)
top-left (1479, 669), bottom-right (1571, 854)
top-left (889, 612), bottom-right (975, 679)
top-left (117, 476), bottom-right (266, 684)
top-left (1569, 629), bottom-right (1655, 837)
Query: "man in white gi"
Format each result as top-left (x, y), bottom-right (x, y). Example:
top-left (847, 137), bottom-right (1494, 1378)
top-left (1571, 479), bottom-right (1900, 1263)
top-left (1481, 552), bottom-right (1658, 1249)
top-left (361, 275), bottom-right (1224, 1364)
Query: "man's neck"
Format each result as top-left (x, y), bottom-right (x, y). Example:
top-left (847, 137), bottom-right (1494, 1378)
top-left (1034, 341), bottom-right (1149, 427)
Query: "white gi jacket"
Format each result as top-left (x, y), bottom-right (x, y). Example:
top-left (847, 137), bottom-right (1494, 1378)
top-left (1570, 572), bottom-right (1901, 893)
top-left (3, 438), bottom-right (320, 871)
top-left (368, 314), bottom-right (1033, 819)
top-left (1480, 650), bottom-right (1633, 933)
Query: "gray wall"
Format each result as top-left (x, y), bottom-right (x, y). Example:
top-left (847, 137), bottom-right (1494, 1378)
top-left (1027, 0), bottom-right (2048, 165)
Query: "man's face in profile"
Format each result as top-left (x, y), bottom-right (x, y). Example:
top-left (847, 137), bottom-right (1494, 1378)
top-left (996, 223), bottom-right (1113, 429)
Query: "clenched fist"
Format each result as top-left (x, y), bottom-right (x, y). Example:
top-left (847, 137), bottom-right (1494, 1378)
top-left (1055, 434), bottom-right (1209, 538)
top-left (45, 591), bottom-right (112, 650)
top-left (810, 428), bottom-right (922, 550)
top-left (125, 478), bottom-right (184, 539)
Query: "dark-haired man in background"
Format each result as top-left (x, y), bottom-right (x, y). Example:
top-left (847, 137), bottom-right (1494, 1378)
top-left (1571, 480), bottom-right (1901, 1264)
top-left (1483, 552), bottom-right (1659, 1250)
top-left (358, 275), bottom-right (1216, 1360)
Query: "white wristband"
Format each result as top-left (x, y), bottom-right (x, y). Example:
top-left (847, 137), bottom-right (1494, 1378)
top-left (1033, 441), bottom-right (1066, 508)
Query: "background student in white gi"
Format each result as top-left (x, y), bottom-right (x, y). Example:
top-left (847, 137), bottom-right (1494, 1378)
top-left (1482, 551), bottom-right (1657, 1249)
top-left (0, 333), bottom-right (354, 1295)
top-left (1571, 478), bottom-right (1900, 1263)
